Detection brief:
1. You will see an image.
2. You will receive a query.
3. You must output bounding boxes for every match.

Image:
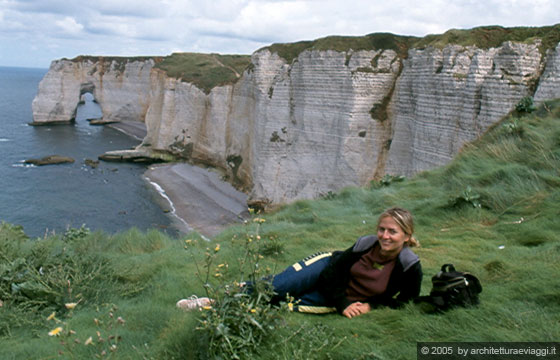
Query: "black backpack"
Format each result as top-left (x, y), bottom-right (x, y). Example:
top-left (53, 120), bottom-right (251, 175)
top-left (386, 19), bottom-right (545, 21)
top-left (415, 264), bottom-right (482, 312)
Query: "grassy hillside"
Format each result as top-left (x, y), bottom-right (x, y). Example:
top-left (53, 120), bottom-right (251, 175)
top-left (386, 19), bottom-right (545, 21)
top-left (153, 52), bottom-right (252, 93)
top-left (1, 98), bottom-right (559, 359)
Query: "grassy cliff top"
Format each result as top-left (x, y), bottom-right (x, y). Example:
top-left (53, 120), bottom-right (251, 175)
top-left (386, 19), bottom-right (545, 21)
top-left (153, 52), bottom-right (252, 94)
top-left (66, 24), bottom-right (558, 91)
top-left (68, 55), bottom-right (162, 63)
top-left (67, 53), bottom-right (252, 94)
top-left (261, 32), bottom-right (418, 62)
top-left (414, 24), bottom-right (560, 53)
top-left (261, 24), bottom-right (560, 62)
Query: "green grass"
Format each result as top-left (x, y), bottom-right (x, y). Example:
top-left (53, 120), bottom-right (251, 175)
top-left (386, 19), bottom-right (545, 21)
top-left (153, 52), bottom-right (252, 94)
top-left (261, 24), bottom-right (560, 63)
top-left (261, 32), bottom-right (417, 63)
top-left (414, 24), bottom-right (560, 54)
top-left (2, 99), bottom-right (560, 359)
top-left (68, 53), bottom-right (252, 94)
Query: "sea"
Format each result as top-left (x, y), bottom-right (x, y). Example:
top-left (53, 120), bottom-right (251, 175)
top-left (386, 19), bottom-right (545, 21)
top-left (0, 66), bottom-right (178, 238)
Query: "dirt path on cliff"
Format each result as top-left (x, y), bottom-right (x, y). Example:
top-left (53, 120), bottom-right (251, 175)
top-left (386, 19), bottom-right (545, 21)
top-left (144, 163), bottom-right (250, 238)
top-left (211, 55), bottom-right (241, 78)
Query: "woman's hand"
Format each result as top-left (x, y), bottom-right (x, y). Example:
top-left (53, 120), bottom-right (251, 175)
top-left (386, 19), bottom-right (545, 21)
top-left (342, 302), bottom-right (371, 319)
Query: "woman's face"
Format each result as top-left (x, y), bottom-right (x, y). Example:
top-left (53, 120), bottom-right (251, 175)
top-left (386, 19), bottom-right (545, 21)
top-left (377, 216), bottom-right (410, 256)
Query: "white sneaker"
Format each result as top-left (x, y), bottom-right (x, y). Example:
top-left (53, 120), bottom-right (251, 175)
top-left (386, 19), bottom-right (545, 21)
top-left (176, 295), bottom-right (212, 310)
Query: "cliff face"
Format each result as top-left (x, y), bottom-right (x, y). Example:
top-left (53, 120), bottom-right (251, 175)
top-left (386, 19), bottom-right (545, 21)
top-left (32, 37), bottom-right (560, 206)
top-left (32, 57), bottom-right (155, 124)
top-left (387, 41), bottom-right (547, 176)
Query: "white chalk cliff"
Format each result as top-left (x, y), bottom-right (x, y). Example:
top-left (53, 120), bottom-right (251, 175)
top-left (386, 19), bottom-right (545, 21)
top-left (32, 31), bottom-right (560, 207)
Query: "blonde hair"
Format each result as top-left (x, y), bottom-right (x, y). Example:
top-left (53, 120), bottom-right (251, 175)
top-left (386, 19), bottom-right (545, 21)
top-left (377, 207), bottom-right (419, 247)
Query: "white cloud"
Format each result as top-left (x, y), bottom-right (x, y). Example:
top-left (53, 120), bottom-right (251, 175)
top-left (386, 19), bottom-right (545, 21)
top-left (55, 16), bottom-right (83, 36)
top-left (0, 0), bottom-right (558, 68)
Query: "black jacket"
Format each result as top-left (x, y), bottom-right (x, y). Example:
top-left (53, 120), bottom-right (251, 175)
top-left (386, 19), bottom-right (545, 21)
top-left (317, 235), bottom-right (422, 313)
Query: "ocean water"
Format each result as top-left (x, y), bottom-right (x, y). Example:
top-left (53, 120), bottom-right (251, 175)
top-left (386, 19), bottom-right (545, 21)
top-left (0, 66), bottom-right (177, 238)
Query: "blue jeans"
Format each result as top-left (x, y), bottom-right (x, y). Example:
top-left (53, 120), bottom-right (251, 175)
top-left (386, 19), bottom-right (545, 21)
top-left (271, 252), bottom-right (333, 308)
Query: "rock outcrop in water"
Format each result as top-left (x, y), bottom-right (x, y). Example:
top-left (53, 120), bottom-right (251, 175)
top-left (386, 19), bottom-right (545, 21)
top-left (31, 26), bottom-right (560, 206)
top-left (25, 155), bottom-right (75, 166)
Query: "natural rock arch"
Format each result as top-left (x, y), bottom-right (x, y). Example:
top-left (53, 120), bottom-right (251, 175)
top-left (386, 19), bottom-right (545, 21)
top-left (80, 82), bottom-right (96, 97)
top-left (75, 82), bottom-right (102, 122)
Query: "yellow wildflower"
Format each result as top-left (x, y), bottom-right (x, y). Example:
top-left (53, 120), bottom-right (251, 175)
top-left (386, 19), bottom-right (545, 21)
top-left (202, 306), bottom-right (212, 310)
top-left (250, 309), bottom-right (257, 313)
top-left (46, 312), bottom-right (56, 321)
top-left (214, 244), bottom-right (220, 252)
top-left (253, 218), bottom-right (266, 223)
top-left (217, 263), bottom-right (225, 268)
top-left (48, 327), bottom-right (63, 336)
top-left (214, 273), bottom-right (222, 277)
top-left (84, 336), bottom-right (93, 345)
top-left (65, 302), bottom-right (77, 310)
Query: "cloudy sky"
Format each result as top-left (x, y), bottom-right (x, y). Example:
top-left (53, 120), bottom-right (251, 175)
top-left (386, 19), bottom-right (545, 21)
top-left (0, 0), bottom-right (558, 69)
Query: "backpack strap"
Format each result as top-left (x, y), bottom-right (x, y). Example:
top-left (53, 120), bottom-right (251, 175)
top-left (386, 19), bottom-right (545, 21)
top-left (441, 264), bottom-right (456, 272)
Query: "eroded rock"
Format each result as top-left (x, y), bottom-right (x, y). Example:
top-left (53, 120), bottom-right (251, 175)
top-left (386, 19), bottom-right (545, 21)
top-left (25, 155), bottom-right (75, 166)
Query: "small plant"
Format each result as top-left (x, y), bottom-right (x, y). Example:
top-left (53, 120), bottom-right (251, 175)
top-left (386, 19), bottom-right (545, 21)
top-left (448, 186), bottom-right (482, 209)
top-left (184, 218), bottom-right (287, 359)
top-left (371, 174), bottom-right (406, 188)
top-left (502, 119), bottom-right (524, 136)
top-left (63, 224), bottom-right (91, 242)
top-left (321, 191), bottom-right (337, 200)
top-left (515, 96), bottom-right (536, 114)
top-left (260, 234), bottom-right (285, 257)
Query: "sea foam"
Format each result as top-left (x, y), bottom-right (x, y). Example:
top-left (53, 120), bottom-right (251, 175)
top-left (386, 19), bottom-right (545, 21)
top-left (145, 176), bottom-right (196, 236)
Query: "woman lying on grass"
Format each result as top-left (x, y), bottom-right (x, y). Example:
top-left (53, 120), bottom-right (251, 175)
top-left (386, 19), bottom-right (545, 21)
top-left (177, 207), bottom-right (422, 318)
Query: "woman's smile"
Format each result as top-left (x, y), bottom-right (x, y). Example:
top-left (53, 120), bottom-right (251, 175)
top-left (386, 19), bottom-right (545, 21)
top-left (377, 217), bottom-right (410, 257)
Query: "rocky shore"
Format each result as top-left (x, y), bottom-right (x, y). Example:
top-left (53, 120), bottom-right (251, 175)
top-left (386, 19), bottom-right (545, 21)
top-left (97, 120), bottom-right (249, 238)
top-left (144, 163), bottom-right (250, 238)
